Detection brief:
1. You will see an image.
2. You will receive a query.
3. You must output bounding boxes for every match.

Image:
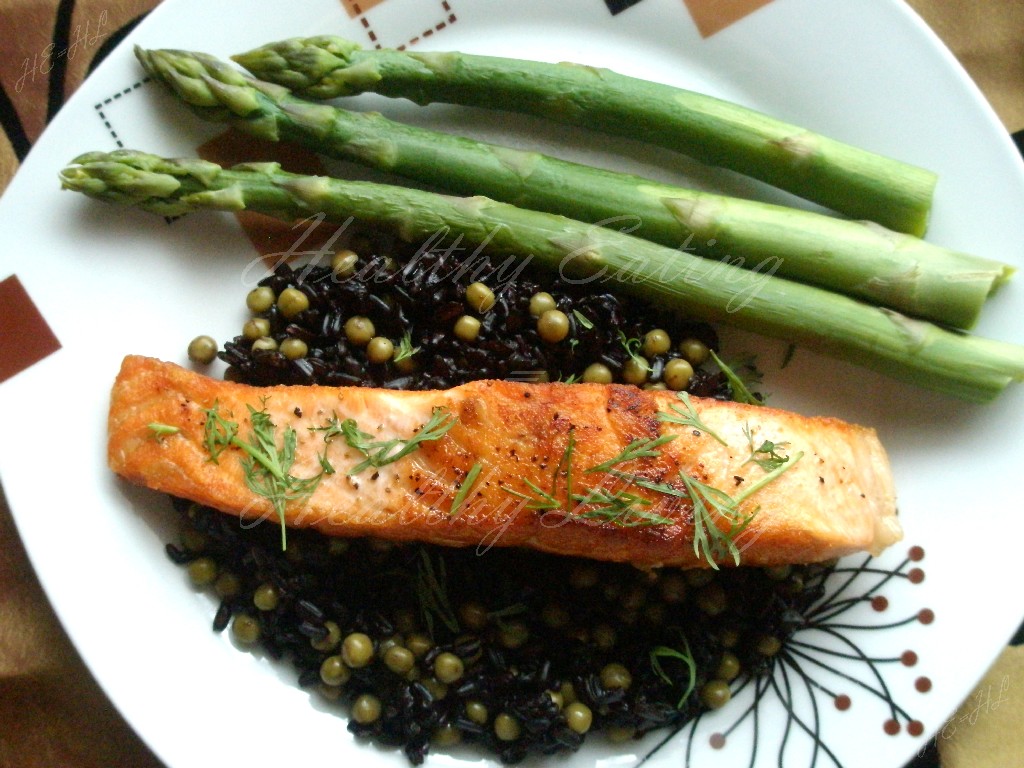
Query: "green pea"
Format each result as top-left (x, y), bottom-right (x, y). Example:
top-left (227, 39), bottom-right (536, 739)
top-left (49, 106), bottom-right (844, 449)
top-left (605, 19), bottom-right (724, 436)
top-left (454, 315), bottom-right (482, 342)
top-left (528, 291), bottom-right (556, 317)
top-left (679, 337), bottom-right (710, 366)
top-left (432, 725), bottom-right (462, 747)
top-left (352, 694), bottom-right (382, 724)
top-left (700, 679), bottom-right (732, 709)
top-left (592, 624), bottom-right (617, 651)
top-left (569, 565), bottom-right (599, 589)
top-left (187, 335), bottom-right (218, 365)
top-left (537, 309), bottom-right (570, 343)
top-left (658, 573), bottom-right (687, 604)
top-left (621, 356), bottom-right (650, 385)
top-left (494, 713), bottom-right (521, 741)
top-left (465, 700), bottom-right (489, 725)
top-left (433, 652), bottom-right (465, 684)
top-left (179, 526), bottom-right (207, 554)
top-left (756, 635), bottom-right (783, 657)
top-left (366, 336), bottom-right (394, 364)
top-left (187, 557), bottom-right (218, 587)
top-left (242, 317), bottom-right (271, 340)
top-left (253, 583), bottom-right (280, 612)
top-left (277, 287), bottom-right (310, 318)
top-left (582, 362), bottom-right (613, 384)
top-left (663, 358), bottom-right (694, 391)
top-left (341, 632), bottom-right (374, 668)
top-left (541, 603), bottom-right (570, 629)
top-left (606, 726), bottom-right (635, 743)
top-left (465, 281), bottom-right (496, 313)
top-left (565, 702), bottom-right (593, 734)
top-left (246, 286), bottom-right (275, 313)
top-left (499, 622), bottom-right (529, 649)
top-left (406, 633), bottom-right (433, 658)
top-left (600, 662), bottom-right (632, 691)
top-left (716, 651), bottom-right (742, 682)
top-left (279, 337), bottom-right (308, 360)
top-left (230, 614), bottom-right (261, 646)
top-left (384, 645), bottom-right (415, 675)
top-left (251, 336), bottom-right (278, 354)
top-left (213, 572), bottom-right (241, 599)
top-left (331, 249), bottom-right (359, 277)
top-left (319, 655), bottom-right (351, 686)
top-left (458, 602), bottom-right (488, 631)
top-left (642, 329), bottom-right (671, 357)
top-left (344, 316), bottom-right (375, 346)
top-left (696, 583), bottom-right (729, 616)
top-left (422, 677), bottom-right (449, 701)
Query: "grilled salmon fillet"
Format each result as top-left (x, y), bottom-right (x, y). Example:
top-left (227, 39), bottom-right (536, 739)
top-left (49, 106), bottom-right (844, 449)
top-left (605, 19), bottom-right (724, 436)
top-left (108, 355), bottom-right (900, 568)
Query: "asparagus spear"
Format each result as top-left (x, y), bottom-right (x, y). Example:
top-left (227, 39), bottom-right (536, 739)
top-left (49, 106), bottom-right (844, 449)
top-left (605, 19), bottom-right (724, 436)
top-left (233, 36), bottom-right (937, 236)
top-left (136, 47), bottom-right (1011, 330)
top-left (59, 150), bottom-right (1024, 402)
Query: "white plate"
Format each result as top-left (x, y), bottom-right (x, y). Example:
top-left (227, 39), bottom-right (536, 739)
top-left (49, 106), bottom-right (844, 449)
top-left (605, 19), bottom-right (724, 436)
top-left (1, 0), bottom-right (1022, 766)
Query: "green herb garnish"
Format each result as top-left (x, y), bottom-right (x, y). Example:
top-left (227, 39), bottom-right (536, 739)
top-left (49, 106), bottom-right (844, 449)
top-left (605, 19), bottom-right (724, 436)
top-left (414, 547), bottom-right (459, 638)
top-left (335, 407), bottom-right (457, 474)
top-left (393, 331), bottom-right (420, 363)
top-left (553, 428), bottom-right (576, 502)
top-left (585, 434), bottom-right (676, 475)
top-left (502, 478), bottom-right (561, 511)
top-left (710, 349), bottom-right (762, 405)
top-left (678, 449), bottom-right (804, 567)
top-left (147, 422), bottom-right (180, 440)
top-left (572, 486), bottom-right (675, 527)
top-left (572, 309), bottom-right (594, 330)
top-left (650, 636), bottom-right (697, 708)
top-left (202, 400), bottom-right (327, 549)
top-left (617, 330), bottom-right (645, 367)
top-left (742, 422), bottom-right (791, 472)
top-left (656, 391), bottom-right (728, 446)
top-left (734, 450), bottom-right (804, 505)
top-left (449, 462), bottom-right (483, 516)
top-left (677, 472), bottom-right (752, 568)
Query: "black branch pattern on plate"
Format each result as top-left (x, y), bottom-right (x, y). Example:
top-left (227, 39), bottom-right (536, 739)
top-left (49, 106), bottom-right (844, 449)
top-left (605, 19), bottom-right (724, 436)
top-left (638, 546), bottom-right (931, 767)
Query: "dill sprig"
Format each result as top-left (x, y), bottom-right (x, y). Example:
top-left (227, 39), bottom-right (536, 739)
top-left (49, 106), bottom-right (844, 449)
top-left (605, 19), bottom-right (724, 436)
top-left (679, 449), bottom-right (804, 567)
top-left (734, 451), bottom-right (804, 505)
top-left (147, 422), bottom-right (179, 440)
top-left (742, 422), bottom-right (791, 472)
top-left (393, 331), bottom-right (420, 363)
top-left (572, 486), bottom-right (675, 527)
top-left (677, 473), bottom-right (752, 568)
top-left (502, 478), bottom-right (561, 511)
top-left (553, 428), bottom-right (576, 501)
top-left (572, 309), bottom-right (594, 330)
top-left (202, 400), bottom-right (328, 549)
top-left (585, 434), bottom-right (676, 474)
top-left (617, 330), bottom-right (645, 367)
top-left (710, 349), bottom-right (762, 405)
top-left (449, 462), bottom-right (483, 516)
top-left (650, 634), bottom-right (697, 708)
top-left (656, 391), bottom-right (728, 446)
top-left (414, 547), bottom-right (459, 638)
top-left (327, 407), bottom-right (457, 475)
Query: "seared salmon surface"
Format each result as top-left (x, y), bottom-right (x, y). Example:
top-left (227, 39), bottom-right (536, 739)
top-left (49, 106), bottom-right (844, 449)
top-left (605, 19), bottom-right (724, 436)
top-left (108, 356), bottom-right (900, 568)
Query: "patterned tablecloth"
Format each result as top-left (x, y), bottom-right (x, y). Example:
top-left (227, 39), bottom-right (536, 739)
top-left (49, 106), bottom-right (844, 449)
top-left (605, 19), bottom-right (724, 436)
top-left (1, 1), bottom-right (1022, 766)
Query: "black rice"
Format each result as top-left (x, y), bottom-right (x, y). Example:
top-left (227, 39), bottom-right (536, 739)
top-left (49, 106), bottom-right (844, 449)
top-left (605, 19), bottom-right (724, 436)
top-left (167, 231), bottom-right (792, 763)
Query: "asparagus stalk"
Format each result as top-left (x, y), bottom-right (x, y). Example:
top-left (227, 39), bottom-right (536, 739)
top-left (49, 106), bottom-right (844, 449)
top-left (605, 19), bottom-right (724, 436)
top-left (136, 47), bottom-right (1012, 330)
top-left (59, 150), bottom-right (1024, 403)
top-left (233, 36), bottom-right (937, 236)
